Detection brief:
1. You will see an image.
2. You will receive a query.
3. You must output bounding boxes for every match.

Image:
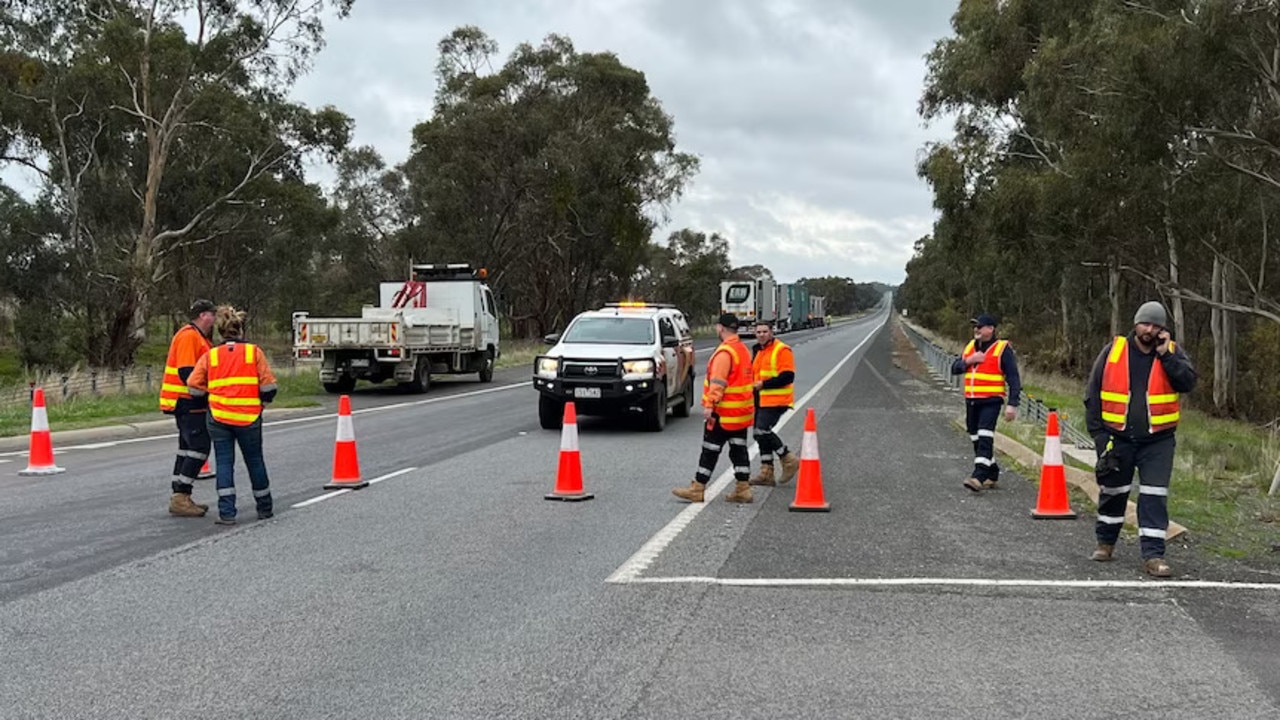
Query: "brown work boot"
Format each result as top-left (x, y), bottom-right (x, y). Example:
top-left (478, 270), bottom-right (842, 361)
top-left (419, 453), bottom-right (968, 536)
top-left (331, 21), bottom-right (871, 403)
top-left (1090, 543), bottom-right (1115, 562)
top-left (778, 452), bottom-right (800, 484)
top-left (748, 463), bottom-right (776, 487)
top-left (672, 480), bottom-right (705, 503)
top-left (963, 477), bottom-right (983, 493)
top-left (1144, 557), bottom-right (1171, 577)
top-left (169, 493), bottom-right (207, 517)
top-left (982, 479), bottom-right (999, 490)
top-left (724, 481), bottom-right (753, 504)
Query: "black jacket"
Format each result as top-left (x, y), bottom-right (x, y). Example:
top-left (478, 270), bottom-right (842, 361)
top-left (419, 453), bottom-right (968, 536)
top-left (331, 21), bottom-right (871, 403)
top-left (1083, 333), bottom-right (1197, 443)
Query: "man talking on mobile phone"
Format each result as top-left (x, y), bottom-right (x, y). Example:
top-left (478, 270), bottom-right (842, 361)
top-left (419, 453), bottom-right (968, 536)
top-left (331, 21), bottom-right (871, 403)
top-left (1083, 301), bottom-right (1197, 577)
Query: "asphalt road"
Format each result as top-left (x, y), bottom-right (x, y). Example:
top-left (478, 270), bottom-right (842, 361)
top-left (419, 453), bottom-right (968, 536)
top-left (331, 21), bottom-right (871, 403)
top-left (0, 328), bottom-right (795, 603)
top-left (2, 303), bottom-right (1278, 719)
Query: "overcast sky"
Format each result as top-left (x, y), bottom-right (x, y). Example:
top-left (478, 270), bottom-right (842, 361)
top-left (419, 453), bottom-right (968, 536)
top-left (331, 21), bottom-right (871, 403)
top-left (289, 0), bottom-right (960, 285)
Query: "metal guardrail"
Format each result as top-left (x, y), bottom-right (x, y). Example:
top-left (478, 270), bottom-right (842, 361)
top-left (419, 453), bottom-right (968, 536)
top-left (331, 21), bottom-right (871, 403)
top-left (898, 320), bottom-right (1095, 450)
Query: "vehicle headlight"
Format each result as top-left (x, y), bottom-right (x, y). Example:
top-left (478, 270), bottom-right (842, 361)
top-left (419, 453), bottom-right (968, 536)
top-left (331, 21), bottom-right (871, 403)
top-left (536, 357), bottom-right (559, 377)
top-left (622, 359), bottom-right (655, 376)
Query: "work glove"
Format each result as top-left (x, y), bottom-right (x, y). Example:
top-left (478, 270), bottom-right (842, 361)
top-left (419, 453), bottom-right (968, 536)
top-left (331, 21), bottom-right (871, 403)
top-left (1094, 435), bottom-right (1119, 479)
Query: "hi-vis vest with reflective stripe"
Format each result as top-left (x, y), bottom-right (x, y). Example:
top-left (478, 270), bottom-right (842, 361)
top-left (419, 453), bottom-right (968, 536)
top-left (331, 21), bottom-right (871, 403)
top-left (753, 340), bottom-right (794, 408)
top-left (962, 339), bottom-right (1008, 399)
top-left (703, 339), bottom-right (755, 430)
top-left (159, 325), bottom-right (212, 412)
top-left (207, 342), bottom-right (264, 426)
top-left (1100, 335), bottom-right (1180, 433)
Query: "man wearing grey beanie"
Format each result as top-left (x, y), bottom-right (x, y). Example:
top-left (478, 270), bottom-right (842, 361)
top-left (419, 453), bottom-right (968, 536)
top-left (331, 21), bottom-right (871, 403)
top-left (1083, 301), bottom-right (1197, 577)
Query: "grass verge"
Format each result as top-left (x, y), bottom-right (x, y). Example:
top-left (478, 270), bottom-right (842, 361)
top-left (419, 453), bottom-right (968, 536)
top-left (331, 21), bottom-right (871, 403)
top-left (0, 367), bottom-right (324, 438)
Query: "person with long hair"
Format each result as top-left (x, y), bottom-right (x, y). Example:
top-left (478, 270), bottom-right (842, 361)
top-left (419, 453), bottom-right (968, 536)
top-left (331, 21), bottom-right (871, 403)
top-left (186, 305), bottom-right (278, 524)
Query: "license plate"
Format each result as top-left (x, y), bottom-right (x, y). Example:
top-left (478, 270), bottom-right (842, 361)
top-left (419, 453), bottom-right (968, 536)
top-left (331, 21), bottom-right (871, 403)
top-left (574, 387), bottom-right (601, 399)
top-left (349, 358), bottom-right (370, 368)
top-left (312, 334), bottom-right (327, 343)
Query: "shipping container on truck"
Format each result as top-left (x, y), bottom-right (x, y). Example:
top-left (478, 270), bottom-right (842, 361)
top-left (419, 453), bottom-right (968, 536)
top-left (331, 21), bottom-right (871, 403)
top-left (720, 278), bottom-right (779, 337)
top-left (777, 283), bottom-right (810, 332)
top-left (808, 295), bottom-right (827, 327)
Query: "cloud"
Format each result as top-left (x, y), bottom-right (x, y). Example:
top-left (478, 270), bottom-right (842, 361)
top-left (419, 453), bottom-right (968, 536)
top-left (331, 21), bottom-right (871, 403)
top-left (7, 0), bottom-right (963, 287)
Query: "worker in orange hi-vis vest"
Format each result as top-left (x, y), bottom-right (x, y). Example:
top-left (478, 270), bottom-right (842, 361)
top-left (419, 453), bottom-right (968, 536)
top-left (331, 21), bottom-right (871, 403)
top-left (159, 299), bottom-right (216, 518)
top-left (187, 305), bottom-right (279, 526)
top-left (673, 313), bottom-right (756, 504)
top-left (949, 313), bottom-right (1022, 493)
top-left (747, 320), bottom-right (799, 487)
top-left (1084, 301), bottom-right (1197, 578)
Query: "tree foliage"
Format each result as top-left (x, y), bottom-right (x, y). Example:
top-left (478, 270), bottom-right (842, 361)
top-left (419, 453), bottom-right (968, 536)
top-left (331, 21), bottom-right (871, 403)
top-left (902, 0), bottom-right (1280, 423)
top-left (0, 16), bottom-right (889, 378)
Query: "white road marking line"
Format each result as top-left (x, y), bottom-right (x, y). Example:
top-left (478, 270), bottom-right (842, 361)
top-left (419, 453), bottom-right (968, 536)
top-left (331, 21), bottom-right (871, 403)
top-left (367, 467), bottom-right (417, 485)
top-left (291, 489), bottom-right (352, 508)
top-left (289, 467), bottom-right (418, 508)
top-left (20, 381), bottom-right (533, 452)
top-left (606, 312), bottom-right (888, 584)
top-left (619, 576), bottom-right (1280, 591)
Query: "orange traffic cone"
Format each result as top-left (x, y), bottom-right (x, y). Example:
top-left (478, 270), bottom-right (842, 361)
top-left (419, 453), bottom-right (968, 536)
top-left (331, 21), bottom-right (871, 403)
top-left (19, 388), bottom-right (65, 476)
top-left (789, 408), bottom-right (829, 512)
top-left (1031, 410), bottom-right (1077, 519)
top-left (197, 457), bottom-right (215, 479)
top-left (545, 402), bottom-right (593, 501)
top-left (324, 395), bottom-right (368, 490)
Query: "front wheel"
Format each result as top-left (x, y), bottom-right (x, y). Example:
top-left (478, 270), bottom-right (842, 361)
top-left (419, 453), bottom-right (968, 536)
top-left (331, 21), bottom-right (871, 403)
top-left (478, 349), bottom-right (494, 383)
top-left (643, 386), bottom-right (668, 432)
top-left (539, 395), bottom-right (563, 430)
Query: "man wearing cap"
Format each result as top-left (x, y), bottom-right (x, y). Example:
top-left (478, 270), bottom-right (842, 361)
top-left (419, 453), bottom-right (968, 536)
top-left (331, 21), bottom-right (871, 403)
top-left (158, 300), bottom-right (216, 517)
top-left (950, 313), bottom-right (1022, 492)
top-left (673, 313), bottom-right (756, 504)
top-left (1083, 301), bottom-right (1197, 577)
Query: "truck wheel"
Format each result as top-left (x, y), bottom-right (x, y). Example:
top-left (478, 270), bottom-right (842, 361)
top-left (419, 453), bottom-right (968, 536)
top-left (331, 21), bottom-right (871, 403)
top-left (478, 349), bottom-right (494, 383)
top-left (672, 377), bottom-right (692, 418)
top-left (644, 385), bottom-right (668, 432)
top-left (400, 358), bottom-right (430, 394)
top-left (324, 375), bottom-right (356, 394)
top-left (539, 395), bottom-right (563, 430)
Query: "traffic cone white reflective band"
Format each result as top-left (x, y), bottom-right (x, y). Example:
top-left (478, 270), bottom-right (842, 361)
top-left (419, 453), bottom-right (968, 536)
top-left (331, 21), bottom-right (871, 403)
top-left (560, 417), bottom-right (579, 452)
top-left (20, 387), bottom-right (64, 476)
top-left (1042, 431), bottom-right (1062, 466)
top-left (801, 427), bottom-right (818, 459)
top-left (336, 414), bottom-right (355, 442)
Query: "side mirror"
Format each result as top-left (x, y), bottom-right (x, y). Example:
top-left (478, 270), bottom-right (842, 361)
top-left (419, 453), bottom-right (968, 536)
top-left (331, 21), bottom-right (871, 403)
top-left (544, 333), bottom-right (560, 345)
top-left (661, 334), bottom-right (679, 348)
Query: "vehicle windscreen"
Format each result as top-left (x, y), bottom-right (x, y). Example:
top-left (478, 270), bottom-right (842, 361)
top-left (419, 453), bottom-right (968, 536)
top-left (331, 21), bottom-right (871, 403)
top-left (562, 317), bottom-right (654, 345)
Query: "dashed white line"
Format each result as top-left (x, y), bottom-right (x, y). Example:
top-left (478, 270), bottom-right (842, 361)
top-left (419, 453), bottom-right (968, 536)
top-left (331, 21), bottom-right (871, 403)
top-left (289, 467), bottom-right (417, 508)
top-left (619, 576), bottom-right (1280, 591)
top-left (606, 312), bottom-right (888, 584)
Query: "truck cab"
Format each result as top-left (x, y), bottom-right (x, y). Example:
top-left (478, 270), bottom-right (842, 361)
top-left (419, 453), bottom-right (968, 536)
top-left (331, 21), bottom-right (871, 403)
top-left (720, 278), bottom-right (778, 338)
top-left (532, 302), bottom-right (696, 432)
